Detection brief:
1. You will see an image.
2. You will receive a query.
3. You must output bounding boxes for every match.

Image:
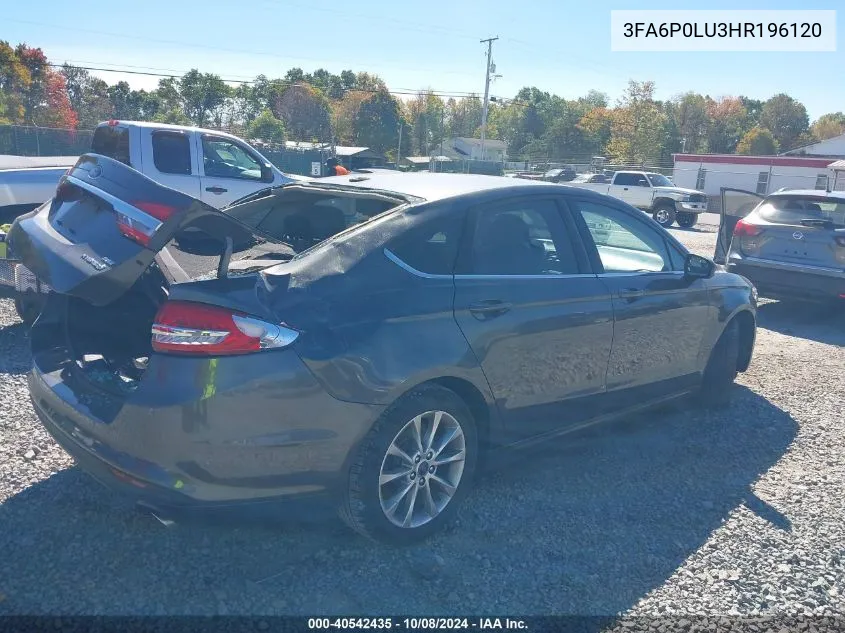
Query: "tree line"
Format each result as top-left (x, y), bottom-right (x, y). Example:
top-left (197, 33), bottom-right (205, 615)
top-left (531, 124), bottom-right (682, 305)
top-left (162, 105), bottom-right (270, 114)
top-left (2, 41), bottom-right (845, 162)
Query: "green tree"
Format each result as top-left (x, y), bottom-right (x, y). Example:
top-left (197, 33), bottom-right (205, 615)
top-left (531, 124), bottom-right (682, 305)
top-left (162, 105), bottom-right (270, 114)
top-left (245, 108), bottom-right (286, 143)
top-left (445, 96), bottom-right (482, 139)
top-left (736, 126), bottom-right (779, 155)
top-left (406, 90), bottom-right (445, 155)
top-left (61, 65), bottom-right (112, 128)
top-left (606, 81), bottom-right (667, 164)
top-left (760, 94), bottom-right (809, 151)
top-left (354, 89), bottom-right (401, 152)
top-left (674, 93), bottom-right (709, 153)
top-left (811, 112), bottom-right (845, 141)
top-left (179, 70), bottom-right (230, 127)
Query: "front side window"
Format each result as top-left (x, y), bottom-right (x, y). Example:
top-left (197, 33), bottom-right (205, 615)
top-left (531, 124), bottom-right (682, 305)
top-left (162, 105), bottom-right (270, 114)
top-left (646, 173), bottom-right (673, 187)
top-left (575, 200), bottom-right (679, 273)
top-left (468, 199), bottom-right (579, 275)
top-left (202, 136), bottom-right (263, 181)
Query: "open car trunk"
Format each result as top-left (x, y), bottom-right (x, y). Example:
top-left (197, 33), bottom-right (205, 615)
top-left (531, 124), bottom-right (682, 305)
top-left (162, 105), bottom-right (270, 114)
top-left (9, 153), bottom-right (405, 398)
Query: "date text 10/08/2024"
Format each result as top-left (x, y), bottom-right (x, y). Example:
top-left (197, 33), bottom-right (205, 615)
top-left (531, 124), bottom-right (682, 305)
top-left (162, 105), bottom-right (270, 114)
top-left (307, 618), bottom-right (529, 630)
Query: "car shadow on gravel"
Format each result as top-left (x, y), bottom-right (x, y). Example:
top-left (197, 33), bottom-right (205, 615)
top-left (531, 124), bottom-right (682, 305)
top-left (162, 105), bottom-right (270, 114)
top-left (0, 385), bottom-right (796, 617)
top-left (756, 300), bottom-right (844, 346)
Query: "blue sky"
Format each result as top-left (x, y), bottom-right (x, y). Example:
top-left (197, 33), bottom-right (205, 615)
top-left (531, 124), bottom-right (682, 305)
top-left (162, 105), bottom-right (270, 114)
top-left (4, 0), bottom-right (842, 119)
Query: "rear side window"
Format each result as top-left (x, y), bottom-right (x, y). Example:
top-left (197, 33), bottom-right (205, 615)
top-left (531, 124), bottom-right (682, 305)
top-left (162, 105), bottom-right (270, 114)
top-left (388, 212), bottom-right (465, 275)
top-left (91, 126), bottom-right (130, 165)
top-left (152, 132), bottom-right (192, 175)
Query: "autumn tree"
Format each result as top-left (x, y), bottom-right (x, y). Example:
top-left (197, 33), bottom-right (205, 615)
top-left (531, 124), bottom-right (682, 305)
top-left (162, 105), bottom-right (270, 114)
top-left (0, 41), bottom-right (29, 123)
top-left (706, 96), bottom-right (748, 154)
top-left (736, 127), bottom-right (779, 155)
top-left (332, 89), bottom-right (369, 145)
top-left (273, 83), bottom-right (332, 142)
top-left (811, 112), bottom-right (845, 141)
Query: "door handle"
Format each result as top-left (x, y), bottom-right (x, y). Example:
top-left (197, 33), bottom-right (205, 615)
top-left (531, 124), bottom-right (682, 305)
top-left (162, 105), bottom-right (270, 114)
top-left (623, 187), bottom-right (629, 191)
top-left (205, 186), bottom-right (228, 194)
top-left (469, 300), bottom-right (512, 319)
top-left (619, 288), bottom-right (645, 302)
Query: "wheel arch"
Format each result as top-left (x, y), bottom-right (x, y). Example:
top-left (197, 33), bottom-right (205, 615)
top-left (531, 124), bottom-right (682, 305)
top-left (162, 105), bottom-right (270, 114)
top-left (732, 309), bottom-right (756, 372)
top-left (652, 197), bottom-right (677, 210)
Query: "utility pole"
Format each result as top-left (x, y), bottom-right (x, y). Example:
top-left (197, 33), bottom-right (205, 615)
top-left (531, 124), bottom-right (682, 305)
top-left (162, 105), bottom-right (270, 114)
top-left (479, 36), bottom-right (498, 162)
top-left (397, 122), bottom-right (403, 169)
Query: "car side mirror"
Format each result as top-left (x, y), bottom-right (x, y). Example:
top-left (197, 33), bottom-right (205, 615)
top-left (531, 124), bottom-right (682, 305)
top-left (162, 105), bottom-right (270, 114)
top-left (684, 253), bottom-right (715, 279)
top-left (260, 164), bottom-right (275, 183)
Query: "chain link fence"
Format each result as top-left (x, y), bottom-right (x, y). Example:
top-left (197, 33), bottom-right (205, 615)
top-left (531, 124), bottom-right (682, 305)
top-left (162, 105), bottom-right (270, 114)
top-left (0, 125), bottom-right (94, 157)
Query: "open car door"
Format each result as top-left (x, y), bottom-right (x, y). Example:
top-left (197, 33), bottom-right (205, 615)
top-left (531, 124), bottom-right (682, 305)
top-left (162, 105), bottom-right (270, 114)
top-left (715, 188), bottom-right (765, 264)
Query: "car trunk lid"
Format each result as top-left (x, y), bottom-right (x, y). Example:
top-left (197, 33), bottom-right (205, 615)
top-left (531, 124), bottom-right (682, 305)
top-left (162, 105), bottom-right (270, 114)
top-left (7, 153), bottom-right (269, 306)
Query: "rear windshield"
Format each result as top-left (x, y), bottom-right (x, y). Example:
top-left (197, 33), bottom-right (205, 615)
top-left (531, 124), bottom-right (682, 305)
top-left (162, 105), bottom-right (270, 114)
top-left (758, 197), bottom-right (845, 228)
top-left (91, 126), bottom-right (131, 166)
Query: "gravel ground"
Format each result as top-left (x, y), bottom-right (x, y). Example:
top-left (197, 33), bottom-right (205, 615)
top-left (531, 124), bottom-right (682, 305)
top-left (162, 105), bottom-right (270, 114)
top-left (0, 226), bottom-right (843, 619)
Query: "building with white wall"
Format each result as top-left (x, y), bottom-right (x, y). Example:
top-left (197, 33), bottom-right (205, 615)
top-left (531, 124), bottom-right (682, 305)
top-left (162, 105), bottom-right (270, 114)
top-left (781, 132), bottom-right (845, 157)
top-left (672, 154), bottom-right (841, 209)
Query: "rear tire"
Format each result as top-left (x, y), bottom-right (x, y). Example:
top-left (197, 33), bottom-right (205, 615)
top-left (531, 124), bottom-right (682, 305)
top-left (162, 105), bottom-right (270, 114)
top-left (676, 212), bottom-right (698, 229)
top-left (652, 203), bottom-right (677, 228)
top-left (339, 385), bottom-right (478, 545)
top-left (697, 319), bottom-right (740, 407)
top-left (14, 293), bottom-right (43, 326)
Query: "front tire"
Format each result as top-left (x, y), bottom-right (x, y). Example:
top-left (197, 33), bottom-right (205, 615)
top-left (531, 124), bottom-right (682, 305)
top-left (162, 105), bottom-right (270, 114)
top-left (676, 212), bottom-right (698, 229)
top-left (339, 385), bottom-right (478, 544)
top-left (697, 319), bottom-right (740, 407)
top-left (652, 203), bottom-right (677, 228)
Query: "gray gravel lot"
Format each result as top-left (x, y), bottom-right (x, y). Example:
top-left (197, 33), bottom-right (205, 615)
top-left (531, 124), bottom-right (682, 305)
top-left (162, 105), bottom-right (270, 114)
top-left (0, 225), bottom-right (843, 618)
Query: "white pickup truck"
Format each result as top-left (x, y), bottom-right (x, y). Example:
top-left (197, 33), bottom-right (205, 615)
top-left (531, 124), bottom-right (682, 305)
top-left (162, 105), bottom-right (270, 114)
top-left (567, 170), bottom-right (708, 228)
top-left (0, 120), bottom-right (303, 219)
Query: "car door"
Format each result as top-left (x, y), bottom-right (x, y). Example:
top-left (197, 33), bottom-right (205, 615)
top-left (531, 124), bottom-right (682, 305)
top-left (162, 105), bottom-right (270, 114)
top-left (198, 134), bottom-right (273, 208)
top-left (568, 198), bottom-right (712, 408)
top-left (715, 188), bottom-right (765, 264)
top-left (452, 195), bottom-right (615, 439)
top-left (139, 129), bottom-right (202, 200)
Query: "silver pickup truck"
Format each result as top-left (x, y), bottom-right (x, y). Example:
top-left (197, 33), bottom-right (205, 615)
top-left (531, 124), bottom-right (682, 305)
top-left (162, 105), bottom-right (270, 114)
top-left (567, 170), bottom-right (708, 228)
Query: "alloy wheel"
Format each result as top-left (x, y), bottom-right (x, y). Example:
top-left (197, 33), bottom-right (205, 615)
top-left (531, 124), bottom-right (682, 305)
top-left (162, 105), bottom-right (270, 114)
top-left (378, 410), bottom-right (467, 529)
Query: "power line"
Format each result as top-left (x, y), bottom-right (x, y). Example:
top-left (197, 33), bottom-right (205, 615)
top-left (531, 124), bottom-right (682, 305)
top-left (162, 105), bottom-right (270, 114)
top-left (34, 61), bottom-right (485, 100)
top-left (6, 18), bottom-right (479, 79)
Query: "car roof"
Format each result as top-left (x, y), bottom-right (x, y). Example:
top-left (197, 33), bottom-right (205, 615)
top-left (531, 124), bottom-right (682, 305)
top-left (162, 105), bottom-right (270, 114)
top-left (767, 189), bottom-right (845, 201)
top-left (315, 171), bottom-right (554, 201)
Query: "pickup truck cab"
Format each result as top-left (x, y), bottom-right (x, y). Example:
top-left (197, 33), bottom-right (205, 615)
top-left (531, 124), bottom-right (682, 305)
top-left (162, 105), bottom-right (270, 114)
top-left (0, 122), bottom-right (303, 221)
top-left (568, 170), bottom-right (708, 228)
top-left (90, 120), bottom-right (301, 208)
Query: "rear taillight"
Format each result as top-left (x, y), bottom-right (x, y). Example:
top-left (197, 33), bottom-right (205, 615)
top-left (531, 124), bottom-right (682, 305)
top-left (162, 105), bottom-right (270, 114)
top-left (733, 219), bottom-right (762, 237)
top-left (151, 301), bottom-right (298, 355)
top-left (115, 201), bottom-right (178, 247)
